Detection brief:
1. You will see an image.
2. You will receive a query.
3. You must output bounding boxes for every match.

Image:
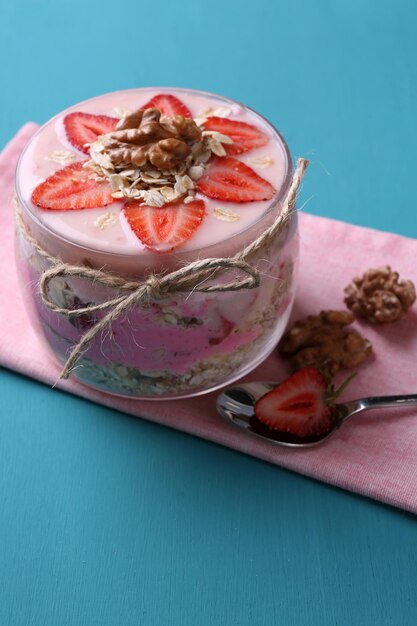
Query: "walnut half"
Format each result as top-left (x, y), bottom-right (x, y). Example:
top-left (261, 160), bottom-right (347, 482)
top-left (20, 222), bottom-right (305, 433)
top-left (279, 310), bottom-right (372, 375)
top-left (344, 266), bottom-right (416, 323)
top-left (102, 108), bottom-right (201, 171)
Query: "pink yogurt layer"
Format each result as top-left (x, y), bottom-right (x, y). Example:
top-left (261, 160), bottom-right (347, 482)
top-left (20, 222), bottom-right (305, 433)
top-left (17, 88), bottom-right (290, 257)
top-left (32, 275), bottom-right (262, 374)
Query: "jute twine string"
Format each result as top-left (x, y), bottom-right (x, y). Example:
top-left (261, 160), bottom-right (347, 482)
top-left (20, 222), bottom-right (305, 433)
top-left (15, 157), bottom-right (308, 379)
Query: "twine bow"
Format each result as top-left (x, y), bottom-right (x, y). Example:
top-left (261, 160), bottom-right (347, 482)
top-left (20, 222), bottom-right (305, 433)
top-left (16, 158), bottom-right (308, 379)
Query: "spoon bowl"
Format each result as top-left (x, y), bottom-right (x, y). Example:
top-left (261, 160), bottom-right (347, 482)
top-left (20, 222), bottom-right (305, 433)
top-left (217, 381), bottom-right (417, 447)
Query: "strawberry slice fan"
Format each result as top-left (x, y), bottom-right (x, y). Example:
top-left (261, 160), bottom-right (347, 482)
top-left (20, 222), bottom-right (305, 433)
top-left (31, 94), bottom-right (276, 253)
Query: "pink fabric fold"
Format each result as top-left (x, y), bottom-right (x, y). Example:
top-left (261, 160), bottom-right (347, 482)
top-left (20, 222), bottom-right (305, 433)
top-left (2, 124), bottom-right (417, 513)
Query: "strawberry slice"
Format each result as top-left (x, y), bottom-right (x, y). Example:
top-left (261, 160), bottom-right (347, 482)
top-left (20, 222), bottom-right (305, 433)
top-left (123, 199), bottom-right (205, 252)
top-left (203, 117), bottom-right (269, 155)
top-left (253, 368), bottom-right (335, 442)
top-left (63, 112), bottom-right (118, 154)
top-left (142, 94), bottom-right (192, 118)
top-left (197, 157), bottom-right (276, 202)
top-left (31, 161), bottom-right (115, 210)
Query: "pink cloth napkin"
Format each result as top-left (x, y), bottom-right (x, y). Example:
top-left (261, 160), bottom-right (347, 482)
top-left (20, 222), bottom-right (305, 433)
top-left (2, 124), bottom-right (417, 513)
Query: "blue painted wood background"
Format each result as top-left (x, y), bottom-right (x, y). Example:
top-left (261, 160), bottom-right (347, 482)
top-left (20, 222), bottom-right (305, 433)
top-left (1, 1), bottom-right (416, 624)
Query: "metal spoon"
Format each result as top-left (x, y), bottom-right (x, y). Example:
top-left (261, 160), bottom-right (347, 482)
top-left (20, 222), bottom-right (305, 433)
top-left (217, 381), bottom-right (417, 447)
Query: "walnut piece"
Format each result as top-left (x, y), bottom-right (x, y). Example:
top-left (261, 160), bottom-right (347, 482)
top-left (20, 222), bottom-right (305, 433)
top-left (161, 116), bottom-right (202, 141)
top-left (116, 109), bottom-right (146, 130)
top-left (102, 108), bottom-right (201, 171)
top-left (149, 138), bottom-right (191, 170)
top-left (344, 266), bottom-right (416, 323)
top-left (279, 310), bottom-right (372, 375)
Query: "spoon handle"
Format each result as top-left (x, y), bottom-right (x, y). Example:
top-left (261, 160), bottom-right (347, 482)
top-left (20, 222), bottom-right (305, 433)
top-left (348, 394), bottom-right (417, 415)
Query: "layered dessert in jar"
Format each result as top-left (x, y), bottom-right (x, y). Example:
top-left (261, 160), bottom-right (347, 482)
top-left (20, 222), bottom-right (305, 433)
top-left (15, 87), bottom-right (298, 399)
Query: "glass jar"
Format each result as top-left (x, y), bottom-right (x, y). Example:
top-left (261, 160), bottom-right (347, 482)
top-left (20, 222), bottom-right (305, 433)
top-left (14, 89), bottom-right (298, 399)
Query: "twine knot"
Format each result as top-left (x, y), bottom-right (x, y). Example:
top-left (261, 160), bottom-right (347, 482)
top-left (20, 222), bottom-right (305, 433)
top-left (144, 275), bottom-right (163, 300)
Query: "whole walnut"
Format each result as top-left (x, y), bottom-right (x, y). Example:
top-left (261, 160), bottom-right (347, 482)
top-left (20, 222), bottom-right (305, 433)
top-left (344, 266), bottom-right (416, 323)
top-left (279, 310), bottom-right (372, 375)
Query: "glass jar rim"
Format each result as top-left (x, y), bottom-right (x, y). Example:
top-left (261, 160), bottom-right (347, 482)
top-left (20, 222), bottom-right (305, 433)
top-left (15, 86), bottom-right (293, 259)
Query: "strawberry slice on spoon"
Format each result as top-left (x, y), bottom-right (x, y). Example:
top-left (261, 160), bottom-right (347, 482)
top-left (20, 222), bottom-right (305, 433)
top-left (251, 367), bottom-right (356, 443)
top-left (31, 161), bottom-right (116, 210)
top-left (63, 112), bottom-right (118, 154)
top-left (123, 198), bottom-right (205, 252)
top-left (142, 94), bottom-right (192, 118)
top-left (197, 157), bottom-right (276, 202)
top-left (254, 368), bottom-right (334, 441)
top-left (203, 117), bottom-right (269, 155)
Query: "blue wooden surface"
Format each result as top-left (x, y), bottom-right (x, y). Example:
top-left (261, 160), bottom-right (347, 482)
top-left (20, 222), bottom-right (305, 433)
top-left (1, 1), bottom-right (416, 624)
